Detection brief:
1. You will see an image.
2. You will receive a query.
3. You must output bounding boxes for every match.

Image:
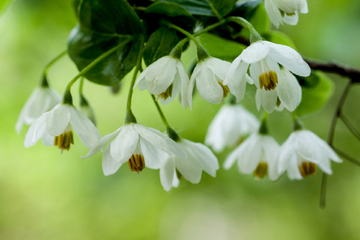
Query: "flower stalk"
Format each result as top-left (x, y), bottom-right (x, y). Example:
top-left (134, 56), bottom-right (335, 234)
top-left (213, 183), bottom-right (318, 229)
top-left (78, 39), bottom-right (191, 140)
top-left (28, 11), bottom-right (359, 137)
top-left (227, 16), bottom-right (262, 43)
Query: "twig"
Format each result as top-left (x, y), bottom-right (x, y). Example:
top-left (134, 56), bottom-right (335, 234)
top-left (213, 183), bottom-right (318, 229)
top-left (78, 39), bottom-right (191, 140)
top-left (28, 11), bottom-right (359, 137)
top-left (339, 114), bottom-right (360, 142)
top-left (333, 147), bottom-right (360, 167)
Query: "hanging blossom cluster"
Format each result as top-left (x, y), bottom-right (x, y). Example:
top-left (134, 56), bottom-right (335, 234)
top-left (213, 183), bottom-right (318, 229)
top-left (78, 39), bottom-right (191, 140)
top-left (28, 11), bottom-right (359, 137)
top-left (17, 0), bottom-right (342, 191)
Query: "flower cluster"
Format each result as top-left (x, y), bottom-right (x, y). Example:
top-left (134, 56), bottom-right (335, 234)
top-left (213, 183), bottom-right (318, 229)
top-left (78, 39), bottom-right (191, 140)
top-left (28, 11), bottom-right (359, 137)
top-left (17, 0), bottom-right (342, 192)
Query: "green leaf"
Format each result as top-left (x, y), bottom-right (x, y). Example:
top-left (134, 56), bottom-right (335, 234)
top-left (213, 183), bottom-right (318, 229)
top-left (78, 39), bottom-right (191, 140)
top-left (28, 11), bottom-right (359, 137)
top-left (154, 0), bottom-right (214, 16)
top-left (198, 33), bottom-right (245, 61)
top-left (143, 27), bottom-right (180, 66)
top-left (144, 2), bottom-right (196, 30)
top-left (263, 31), bottom-right (297, 50)
top-left (68, 0), bottom-right (144, 86)
top-left (296, 71), bottom-right (334, 117)
top-left (207, 0), bottom-right (236, 18)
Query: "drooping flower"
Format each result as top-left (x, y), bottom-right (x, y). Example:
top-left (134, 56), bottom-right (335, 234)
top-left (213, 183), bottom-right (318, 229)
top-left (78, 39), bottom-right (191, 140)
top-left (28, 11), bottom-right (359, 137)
top-left (83, 123), bottom-right (186, 176)
top-left (224, 132), bottom-right (281, 181)
top-left (134, 56), bottom-right (189, 108)
top-left (188, 57), bottom-right (233, 108)
top-left (224, 41), bottom-right (310, 113)
top-left (16, 86), bottom-right (60, 133)
top-left (278, 130), bottom-right (342, 180)
top-left (205, 104), bottom-right (259, 152)
top-left (24, 103), bottom-right (101, 152)
top-left (264, 0), bottom-right (308, 28)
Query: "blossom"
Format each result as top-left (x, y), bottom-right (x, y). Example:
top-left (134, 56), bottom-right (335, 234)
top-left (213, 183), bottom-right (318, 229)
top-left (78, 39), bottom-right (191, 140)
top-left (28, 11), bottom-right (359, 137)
top-left (159, 155), bottom-right (180, 191)
top-left (205, 104), bottom-right (259, 152)
top-left (83, 123), bottom-right (186, 176)
top-left (16, 86), bottom-right (60, 133)
top-left (224, 41), bottom-right (310, 113)
top-left (134, 56), bottom-right (189, 108)
top-left (278, 130), bottom-right (342, 180)
top-left (24, 103), bottom-right (101, 152)
top-left (264, 0), bottom-right (308, 28)
top-left (188, 57), bottom-right (232, 108)
top-left (224, 133), bottom-right (281, 180)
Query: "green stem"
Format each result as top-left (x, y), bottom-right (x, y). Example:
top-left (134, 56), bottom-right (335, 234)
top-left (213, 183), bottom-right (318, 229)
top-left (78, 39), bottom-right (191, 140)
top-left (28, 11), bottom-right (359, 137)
top-left (79, 77), bottom-right (88, 107)
top-left (292, 113), bottom-right (304, 131)
top-left (150, 94), bottom-right (170, 129)
top-left (165, 22), bottom-right (210, 60)
top-left (124, 36), bottom-right (144, 124)
top-left (149, 93), bottom-right (180, 142)
top-left (62, 36), bottom-right (133, 105)
top-left (227, 16), bottom-right (262, 43)
top-left (193, 19), bottom-right (227, 37)
top-left (258, 112), bottom-right (269, 135)
top-left (40, 50), bottom-right (67, 87)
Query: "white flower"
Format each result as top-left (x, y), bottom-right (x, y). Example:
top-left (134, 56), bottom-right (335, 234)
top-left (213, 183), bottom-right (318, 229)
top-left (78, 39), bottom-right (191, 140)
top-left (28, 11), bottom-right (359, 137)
top-left (16, 86), bottom-right (60, 133)
top-left (278, 130), bottom-right (342, 180)
top-left (188, 57), bottom-right (234, 108)
top-left (265, 0), bottom-right (308, 28)
top-left (205, 104), bottom-right (259, 152)
top-left (160, 138), bottom-right (219, 187)
top-left (134, 56), bottom-right (189, 108)
top-left (224, 133), bottom-right (281, 181)
top-left (83, 123), bottom-right (186, 176)
top-left (224, 41), bottom-right (310, 113)
top-left (24, 103), bottom-right (101, 152)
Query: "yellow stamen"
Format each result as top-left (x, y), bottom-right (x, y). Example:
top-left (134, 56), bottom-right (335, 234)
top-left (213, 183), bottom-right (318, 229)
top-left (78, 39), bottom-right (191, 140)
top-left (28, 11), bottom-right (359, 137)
top-left (54, 131), bottom-right (74, 153)
top-left (127, 154), bottom-right (145, 174)
top-left (280, 10), bottom-right (296, 17)
top-left (298, 161), bottom-right (317, 178)
top-left (176, 168), bottom-right (183, 180)
top-left (259, 71), bottom-right (278, 91)
top-left (158, 83), bottom-right (173, 100)
top-left (218, 82), bottom-right (230, 98)
top-left (253, 162), bottom-right (268, 179)
top-left (276, 97), bottom-right (281, 107)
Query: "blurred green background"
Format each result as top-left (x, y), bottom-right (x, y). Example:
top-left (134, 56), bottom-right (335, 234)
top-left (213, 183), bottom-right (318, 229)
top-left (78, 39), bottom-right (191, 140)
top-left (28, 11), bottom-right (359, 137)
top-left (1, 0), bottom-right (360, 239)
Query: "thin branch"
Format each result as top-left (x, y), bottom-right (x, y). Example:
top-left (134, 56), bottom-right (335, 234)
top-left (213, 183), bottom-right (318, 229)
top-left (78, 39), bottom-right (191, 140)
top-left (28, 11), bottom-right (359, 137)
top-left (333, 147), bottom-right (360, 167)
top-left (339, 114), bottom-right (360, 142)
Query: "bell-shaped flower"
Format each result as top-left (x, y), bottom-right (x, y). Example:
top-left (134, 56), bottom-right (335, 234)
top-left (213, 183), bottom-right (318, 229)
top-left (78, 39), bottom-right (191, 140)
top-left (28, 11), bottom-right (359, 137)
top-left (24, 103), bottom-right (101, 152)
top-left (83, 123), bottom-right (186, 176)
top-left (16, 86), bottom-right (60, 133)
top-left (188, 57), bottom-right (245, 108)
top-left (224, 41), bottom-right (310, 113)
top-left (264, 0), bottom-right (308, 28)
top-left (205, 104), bottom-right (259, 152)
top-left (161, 138), bottom-right (219, 186)
top-left (134, 56), bottom-right (189, 108)
top-left (278, 130), bottom-right (342, 180)
top-left (224, 132), bottom-right (281, 181)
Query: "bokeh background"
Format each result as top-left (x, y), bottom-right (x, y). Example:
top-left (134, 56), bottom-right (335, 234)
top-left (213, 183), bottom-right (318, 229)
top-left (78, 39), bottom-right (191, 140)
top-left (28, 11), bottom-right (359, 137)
top-left (1, 0), bottom-right (360, 239)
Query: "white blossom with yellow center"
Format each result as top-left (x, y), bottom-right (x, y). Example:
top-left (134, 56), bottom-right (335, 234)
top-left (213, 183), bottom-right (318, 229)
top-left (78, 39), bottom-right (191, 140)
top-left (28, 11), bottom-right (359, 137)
top-left (278, 130), bottom-right (342, 180)
top-left (83, 124), bottom-right (186, 176)
top-left (264, 0), bottom-right (308, 28)
top-left (224, 132), bottom-right (281, 181)
top-left (224, 40), bottom-right (310, 113)
top-left (134, 56), bottom-right (189, 108)
top-left (24, 103), bottom-right (101, 152)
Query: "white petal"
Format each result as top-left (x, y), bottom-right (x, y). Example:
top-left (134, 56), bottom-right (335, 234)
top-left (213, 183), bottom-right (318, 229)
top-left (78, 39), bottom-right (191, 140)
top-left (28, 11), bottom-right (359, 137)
top-left (196, 66), bottom-right (224, 104)
top-left (82, 128), bottom-right (121, 158)
top-left (287, 154), bottom-right (303, 180)
top-left (41, 132), bottom-right (55, 146)
top-left (188, 64), bottom-right (202, 110)
top-left (228, 78), bottom-right (247, 103)
top-left (240, 41), bottom-right (270, 64)
top-left (182, 139), bottom-right (219, 177)
top-left (224, 56), bottom-right (242, 85)
top-left (206, 58), bottom-right (231, 80)
top-left (177, 61), bottom-right (189, 108)
top-left (223, 144), bottom-right (243, 169)
top-left (259, 89), bottom-right (278, 113)
top-left (306, 130), bottom-right (342, 163)
top-left (110, 125), bottom-right (139, 163)
top-left (264, 41), bottom-right (311, 77)
top-left (69, 106), bottom-right (101, 149)
top-left (265, 0), bottom-right (282, 28)
top-left (238, 135), bottom-right (262, 174)
top-left (144, 57), bottom-right (178, 95)
top-left (46, 104), bottom-right (71, 136)
top-left (262, 136), bottom-right (281, 180)
top-left (24, 115), bottom-right (47, 148)
top-left (102, 144), bottom-right (123, 176)
top-left (282, 11), bottom-right (299, 26)
top-left (160, 156), bottom-right (176, 191)
top-left (133, 67), bottom-right (148, 89)
top-left (255, 89), bottom-right (261, 111)
top-left (133, 124), bottom-right (171, 154)
top-left (140, 138), bottom-right (167, 169)
top-left (276, 68), bottom-right (302, 112)
top-left (174, 150), bottom-right (202, 184)
top-left (317, 154), bottom-right (333, 175)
